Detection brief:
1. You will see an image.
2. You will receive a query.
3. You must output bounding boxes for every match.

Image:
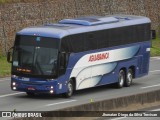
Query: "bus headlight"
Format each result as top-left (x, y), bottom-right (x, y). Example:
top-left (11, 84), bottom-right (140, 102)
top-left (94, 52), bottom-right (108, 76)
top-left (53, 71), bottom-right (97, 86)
top-left (13, 87), bottom-right (17, 90)
top-left (12, 82), bottom-right (16, 86)
top-left (50, 90), bottom-right (54, 94)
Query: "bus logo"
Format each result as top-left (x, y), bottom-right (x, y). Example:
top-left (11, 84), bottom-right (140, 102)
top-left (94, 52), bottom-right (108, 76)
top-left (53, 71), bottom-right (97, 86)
top-left (88, 53), bottom-right (109, 62)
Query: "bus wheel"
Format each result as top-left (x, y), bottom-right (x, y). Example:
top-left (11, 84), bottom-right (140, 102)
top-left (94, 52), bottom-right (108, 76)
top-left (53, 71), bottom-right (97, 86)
top-left (63, 80), bottom-right (74, 98)
top-left (117, 70), bottom-right (125, 88)
top-left (124, 69), bottom-right (133, 87)
top-left (26, 92), bottom-right (35, 96)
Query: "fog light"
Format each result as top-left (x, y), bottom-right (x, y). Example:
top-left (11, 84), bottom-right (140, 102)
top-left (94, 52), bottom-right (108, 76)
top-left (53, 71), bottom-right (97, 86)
top-left (50, 90), bottom-right (54, 94)
top-left (13, 87), bottom-right (16, 90)
top-left (12, 82), bottom-right (16, 86)
top-left (51, 86), bottom-right (53, 89)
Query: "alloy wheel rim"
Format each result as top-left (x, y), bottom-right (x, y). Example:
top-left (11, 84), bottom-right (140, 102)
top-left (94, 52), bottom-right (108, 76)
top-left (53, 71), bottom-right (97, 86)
top-left (127, 73), bottom-right (132, 84)
top-left (119, 74), bottom-right (124, 86)
top-left (68, 83), bottom-right (73, 96)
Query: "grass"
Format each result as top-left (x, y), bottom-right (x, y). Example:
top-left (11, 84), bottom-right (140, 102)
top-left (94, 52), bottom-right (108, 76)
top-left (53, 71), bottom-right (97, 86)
top-left (151, 35), bottom-right (160, 57)
top-left (0, 54), bottom-right (11, 77)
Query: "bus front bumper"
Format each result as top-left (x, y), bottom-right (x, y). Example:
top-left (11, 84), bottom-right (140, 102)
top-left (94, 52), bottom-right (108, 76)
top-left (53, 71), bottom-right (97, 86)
top-left (11, 77), bottom-right (59, 94)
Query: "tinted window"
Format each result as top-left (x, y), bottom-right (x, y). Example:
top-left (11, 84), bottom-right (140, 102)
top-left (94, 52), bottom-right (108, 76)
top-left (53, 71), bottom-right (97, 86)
top-left (61, 34), bottom-right (85, 52)
top-left (15, 35), bottom-right (59, 48)
top-left (61, 23), bottom-right (151, 53)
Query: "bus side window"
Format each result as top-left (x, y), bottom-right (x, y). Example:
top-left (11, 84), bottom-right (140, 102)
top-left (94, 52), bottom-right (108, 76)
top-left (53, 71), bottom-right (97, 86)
top-left (60, 52), bottom-right (66, 69)
top-left (97, 30), bottom-right (108, 49)
top-left (59, 52), bottom-right (71, 75)
top-left (60, 52), bottom-right (70, 68)
top-left (85, 33), bottom-right (97, 51)
top-left (59, 52), bottom-right (66, 76)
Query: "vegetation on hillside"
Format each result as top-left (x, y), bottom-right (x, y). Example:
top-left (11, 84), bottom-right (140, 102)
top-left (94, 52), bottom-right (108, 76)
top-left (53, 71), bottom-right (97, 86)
top-left (0, 0), bottom-right (38, 3)
top-left (0, 0), bottom-right (21, 3)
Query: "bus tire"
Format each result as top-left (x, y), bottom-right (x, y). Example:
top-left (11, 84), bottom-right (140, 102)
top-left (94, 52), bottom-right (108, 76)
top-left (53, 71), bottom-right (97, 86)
top-left (63, 80), bottom-right (74, 98)
top-left (117, 70), bottom-right (125, 88)
top-left (26, 92), bottom-right (35, 96)
top-left (124, 69), bottom-right (133, 87)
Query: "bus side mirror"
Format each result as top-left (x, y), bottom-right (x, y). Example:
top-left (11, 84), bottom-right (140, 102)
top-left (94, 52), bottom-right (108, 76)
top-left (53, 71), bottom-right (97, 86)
top-left (7, 47), bottom-right (13, 63)
top-left (151, 30), bottom-right (156, 40)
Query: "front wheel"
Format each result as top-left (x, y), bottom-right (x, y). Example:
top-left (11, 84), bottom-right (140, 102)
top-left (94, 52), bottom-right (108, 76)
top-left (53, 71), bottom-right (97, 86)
top-left (63, 80), bottom-right (74, 98)
top-left (116, 70), bottom-right (125, 88)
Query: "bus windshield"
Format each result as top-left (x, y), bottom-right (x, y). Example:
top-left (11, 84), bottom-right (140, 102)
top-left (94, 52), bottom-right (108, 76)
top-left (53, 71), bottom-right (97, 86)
top-left (12, 35), bottom-right (59, 77)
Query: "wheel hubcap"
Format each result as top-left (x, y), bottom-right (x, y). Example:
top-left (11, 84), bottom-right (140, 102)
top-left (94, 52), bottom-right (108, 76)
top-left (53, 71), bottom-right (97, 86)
top-left (127, 73), bottom-right (132, 84)
top-left (68, 83), bottom-right (73, 96)
top-left (119, 75), bottom-right (124, 86)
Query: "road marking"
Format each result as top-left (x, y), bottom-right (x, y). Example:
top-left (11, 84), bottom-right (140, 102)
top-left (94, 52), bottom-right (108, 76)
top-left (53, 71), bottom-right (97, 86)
top-left (0, 92), bottom-right (24, 98)
top-left (45, 100), bottom-right (77, 107)
top-left (0, 77), bottom-right (10, 82)
top-left (150, 59), bottom-right (160, 61)
top-left (0, 79), bottom-right (10, 82)
top-left (151, 57), bottom-right (160, 59)
top-left (149, 70), bottom-right (160, 73)
top-left (141, 84), bottom-right (160, 89)
top-left (150, 57), bottom-right (160, 61)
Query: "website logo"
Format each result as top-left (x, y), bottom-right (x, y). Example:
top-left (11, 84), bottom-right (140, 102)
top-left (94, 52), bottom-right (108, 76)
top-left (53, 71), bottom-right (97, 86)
top-left (2, 112), bottom-right (11, 117)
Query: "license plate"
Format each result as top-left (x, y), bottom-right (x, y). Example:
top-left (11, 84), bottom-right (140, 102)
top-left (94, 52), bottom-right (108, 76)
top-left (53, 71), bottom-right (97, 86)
top-left (22, 77), bottom-right (30, 81)
top-left (28, 87), bottom-right (35, 91)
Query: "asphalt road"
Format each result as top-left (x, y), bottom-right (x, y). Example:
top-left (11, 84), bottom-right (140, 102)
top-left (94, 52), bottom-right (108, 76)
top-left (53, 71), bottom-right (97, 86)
top-left (0, 57), bottom-right (160, 113)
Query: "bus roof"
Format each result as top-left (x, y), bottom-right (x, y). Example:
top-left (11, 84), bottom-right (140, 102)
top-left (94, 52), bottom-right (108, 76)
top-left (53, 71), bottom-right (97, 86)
top-left (17, 15), bottom-right (151, 39)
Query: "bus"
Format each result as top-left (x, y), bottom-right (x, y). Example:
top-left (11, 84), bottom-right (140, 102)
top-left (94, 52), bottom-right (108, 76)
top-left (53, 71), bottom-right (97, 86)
top-left (7, 15), bottom-right (151, 97)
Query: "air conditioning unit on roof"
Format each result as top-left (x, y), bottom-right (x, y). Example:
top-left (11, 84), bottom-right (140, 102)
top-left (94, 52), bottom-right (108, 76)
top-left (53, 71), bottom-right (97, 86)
top-left (59, 16), bottom-right (119, 26)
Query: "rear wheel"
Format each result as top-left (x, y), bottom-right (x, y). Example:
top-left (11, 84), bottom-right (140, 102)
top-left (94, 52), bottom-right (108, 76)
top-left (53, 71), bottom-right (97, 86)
top-left (26, 92), bottom-right (35, 97)
top-left (116, 70), bottom-right (125, 88)
top-left (63, 80), bottom-right (74, 98)
top-left (124, 69), bottom-right (133, 87)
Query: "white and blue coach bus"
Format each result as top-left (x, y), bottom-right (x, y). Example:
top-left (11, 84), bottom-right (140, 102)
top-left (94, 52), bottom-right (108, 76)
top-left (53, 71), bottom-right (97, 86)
top-left (7, 15), bottom-right (151, 97)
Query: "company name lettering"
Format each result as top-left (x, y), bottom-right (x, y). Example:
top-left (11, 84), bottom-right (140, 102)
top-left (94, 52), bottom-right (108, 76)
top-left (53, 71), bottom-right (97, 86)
top-left (89, 53), bottom-right (109, 62)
